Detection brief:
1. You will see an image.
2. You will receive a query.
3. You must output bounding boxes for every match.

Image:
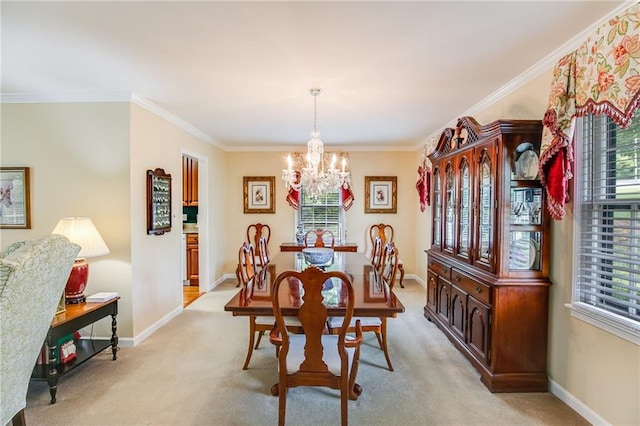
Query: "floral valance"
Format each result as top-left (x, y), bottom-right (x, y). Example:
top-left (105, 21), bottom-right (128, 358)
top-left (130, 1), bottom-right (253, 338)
top-left (540, 2), bottom-right (640, 220)
top-left (285, 152), bottom-right (355, 211)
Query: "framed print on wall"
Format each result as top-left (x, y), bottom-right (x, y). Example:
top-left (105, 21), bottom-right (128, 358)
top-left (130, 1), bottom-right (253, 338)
top-left (365, 176), bottom-right (397, 213)
top-left (0, 167), bottom-right (31, 229)
top-left (244, 176), bottom-right (275, 214)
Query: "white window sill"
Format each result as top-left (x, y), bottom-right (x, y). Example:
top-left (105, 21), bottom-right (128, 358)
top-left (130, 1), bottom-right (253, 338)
top-left (565, 302), bottom-right (640, 346)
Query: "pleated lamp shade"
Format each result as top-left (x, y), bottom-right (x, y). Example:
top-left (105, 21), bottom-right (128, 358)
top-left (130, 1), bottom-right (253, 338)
top-left (52, 217), bottom-right (110, 303)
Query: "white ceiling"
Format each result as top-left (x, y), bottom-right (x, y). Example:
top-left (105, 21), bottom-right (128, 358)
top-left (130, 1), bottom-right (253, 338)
top-left (1, 1), bottom-right (628, 151)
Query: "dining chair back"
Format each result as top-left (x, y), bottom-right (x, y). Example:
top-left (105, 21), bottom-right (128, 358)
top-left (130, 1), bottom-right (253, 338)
top-left (247, 223), bottom-right (271, 266)
top-left (236, 223), bottom-right (271, 288)
top-left (237, 242), bottom-right (257, 286)
top-left (257, 236), bottom-right (270, 266)
top-left (270, 266), bottom-right (362, 426)
top-left (237, 242), bottom-right (274, 370)
top-left (303, 228), bottom-right (335, 248)
top-left (370, 236), bottom-right (383, 271)
top-left (368, 223), bottom-right (404, 287)
top-left (380, 242), bottom-right (400, 289)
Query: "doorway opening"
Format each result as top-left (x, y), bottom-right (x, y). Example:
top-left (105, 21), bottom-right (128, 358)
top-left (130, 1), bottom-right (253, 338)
top-left (181, 153), bottom-right (207, 307)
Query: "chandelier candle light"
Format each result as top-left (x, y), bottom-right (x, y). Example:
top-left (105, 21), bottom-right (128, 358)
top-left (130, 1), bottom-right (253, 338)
top-left (282, 88), bottom-right (350, 203)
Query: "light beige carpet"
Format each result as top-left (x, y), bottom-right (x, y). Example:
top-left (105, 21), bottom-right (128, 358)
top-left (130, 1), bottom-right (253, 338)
top-left (24, 279), bottom-right (589, 426)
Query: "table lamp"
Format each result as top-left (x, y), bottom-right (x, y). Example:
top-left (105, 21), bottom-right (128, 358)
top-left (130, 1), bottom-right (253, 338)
top-left (52, 217), bottom-right (110, 303)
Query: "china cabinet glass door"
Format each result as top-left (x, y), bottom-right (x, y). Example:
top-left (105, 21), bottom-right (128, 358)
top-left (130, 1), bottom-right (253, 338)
top-left (432, 167), bottom-right (442, 248)
top-left (443, 162), bottom-right (455, 254)
top-left (456, 156), bottom-right (472, 261)
top-left (508, 142), bottom-right (544, 272)
top-left (475, 145), bottom-right (495, 271)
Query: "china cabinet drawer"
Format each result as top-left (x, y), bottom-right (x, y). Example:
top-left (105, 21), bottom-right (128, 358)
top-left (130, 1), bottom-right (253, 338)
top-left (451, 270), bottom-right (490, 305)
top-left (428, 257), bottom-right (451, 280)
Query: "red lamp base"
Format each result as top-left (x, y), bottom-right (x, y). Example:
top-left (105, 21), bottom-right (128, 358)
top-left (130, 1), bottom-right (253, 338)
top-left (65, 259), bottom-right (88, 304)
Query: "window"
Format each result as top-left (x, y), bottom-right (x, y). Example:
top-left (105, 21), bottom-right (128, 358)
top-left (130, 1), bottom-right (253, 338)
top-left (298, 188), bottom-right (344, 244)
top-left (571, 113), bottom-right (640, 344)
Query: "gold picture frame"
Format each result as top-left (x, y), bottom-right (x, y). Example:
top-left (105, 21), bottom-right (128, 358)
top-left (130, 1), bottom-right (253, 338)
top-left (0, 167), bottom-right (31, 229)
top-left (365, 176), bottom-right (397, 213)
top-left (244, 176), bottom-right (275, 214)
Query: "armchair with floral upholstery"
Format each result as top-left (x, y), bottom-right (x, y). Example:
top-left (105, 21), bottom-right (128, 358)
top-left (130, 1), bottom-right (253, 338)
top-left (0, 234), bottom-right (80, 426)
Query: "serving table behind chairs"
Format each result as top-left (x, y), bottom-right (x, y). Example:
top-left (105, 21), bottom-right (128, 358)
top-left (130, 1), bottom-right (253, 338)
top-left (224, 251), bottom-right (405, 400)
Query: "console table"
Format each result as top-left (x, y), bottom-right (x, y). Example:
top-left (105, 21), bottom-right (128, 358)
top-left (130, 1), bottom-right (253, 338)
top-left (32, 297), bottom-right (119, 404)
top-left (279, 242), bottom-right (358, 252)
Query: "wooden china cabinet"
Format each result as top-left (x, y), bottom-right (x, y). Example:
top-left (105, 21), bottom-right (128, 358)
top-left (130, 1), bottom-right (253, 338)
top-left (424, 117), bottom-right (551, 392)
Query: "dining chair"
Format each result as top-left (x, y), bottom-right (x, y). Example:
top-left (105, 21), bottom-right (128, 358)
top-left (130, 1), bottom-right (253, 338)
top-left (236, 223), bottom-right (271, 287)
top-left (269, 267), bottom-right (363, 426)
top-left (303, 228), bottom-right (335, 248)
top-left (328, 242), bottom-right (400, 371)
top-left (237, 242), bottom-right (277, 370)
top-left (368, 223), bottom-right (405, 287)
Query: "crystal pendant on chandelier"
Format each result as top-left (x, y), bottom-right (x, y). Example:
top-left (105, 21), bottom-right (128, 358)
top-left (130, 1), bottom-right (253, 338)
top-left (282, 88), bottom-right (350, 203)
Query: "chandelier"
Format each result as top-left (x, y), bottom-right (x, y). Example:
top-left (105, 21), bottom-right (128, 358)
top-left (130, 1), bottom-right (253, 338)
top-left (282, 88), bottom-right (350, 203)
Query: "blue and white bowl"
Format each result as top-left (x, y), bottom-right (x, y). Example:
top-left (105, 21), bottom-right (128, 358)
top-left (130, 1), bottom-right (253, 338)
top-left (302, 247), bottom-right (334, 265)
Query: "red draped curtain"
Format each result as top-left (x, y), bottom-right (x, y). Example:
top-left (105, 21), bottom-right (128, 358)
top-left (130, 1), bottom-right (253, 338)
top-left (285, 152), bottom-right (355, 211)
top-left (540, 2), bottom-right (640, 220)
top-left (415, 145), bottom-right (431, 212)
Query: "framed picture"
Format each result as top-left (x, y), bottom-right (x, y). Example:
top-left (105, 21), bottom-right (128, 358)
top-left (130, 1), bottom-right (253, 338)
top-left (244, 176), bottom-right (275, 214)
top-left (0, 167), bottom-right (31, 229)
top-left (365, 176), bottom-right (397, 213)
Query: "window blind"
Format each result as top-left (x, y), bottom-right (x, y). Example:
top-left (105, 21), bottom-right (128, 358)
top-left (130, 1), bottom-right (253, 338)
top-left (576, 114), bottom-right (640, 322)
top-left (298, 188), bottom-right (342, 244)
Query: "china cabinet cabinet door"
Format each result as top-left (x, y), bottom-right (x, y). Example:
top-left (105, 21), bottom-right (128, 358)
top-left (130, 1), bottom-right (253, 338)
top-left (449, 284), bottom-right (467, 341)
top-left (436, 278), bottom-right (451, 323)
top-left (426, 270), bottom-right (438, 313)
top-left (467, 297), bottom-right (490, 365)
top-left (474, 144), bottom-right (496, 272)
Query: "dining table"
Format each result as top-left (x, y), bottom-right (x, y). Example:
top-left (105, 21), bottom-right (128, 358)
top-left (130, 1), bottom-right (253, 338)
top-left (224, 251), bottom-right (405, 319)
top-left (224, 250), bottom-right (406, 399)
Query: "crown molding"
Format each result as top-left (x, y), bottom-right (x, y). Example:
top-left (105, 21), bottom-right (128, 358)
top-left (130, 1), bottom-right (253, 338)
top-left (0, 91), bottom-right (132, 103)
top-left (228, 144), bottom-right (418, 153)
top-left (0, 91), bottom-right (225, 149)
top-left (129, 94), bottom-right (223, 149)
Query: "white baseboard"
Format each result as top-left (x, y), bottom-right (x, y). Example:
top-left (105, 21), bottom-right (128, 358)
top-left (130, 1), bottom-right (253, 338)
top-left (130, 305), bottom-right (182, 347)
top-left (548, 378), bottom-right (609, 425)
